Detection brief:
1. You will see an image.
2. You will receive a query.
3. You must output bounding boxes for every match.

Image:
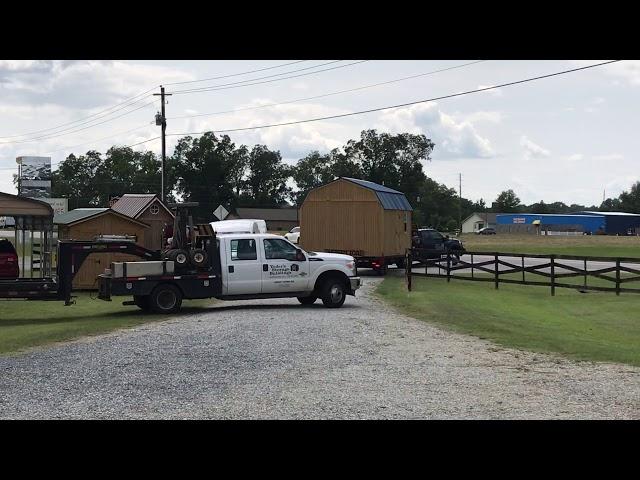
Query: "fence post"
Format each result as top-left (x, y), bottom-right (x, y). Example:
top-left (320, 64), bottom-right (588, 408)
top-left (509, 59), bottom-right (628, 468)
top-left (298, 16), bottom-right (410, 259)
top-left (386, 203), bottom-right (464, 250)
top-left (471, 253), bottom-right (474, 280)
top-left (550, 254), bottom-right (555, 296)
top-left (584, 258), bottom-right (587, 289)
top-left (494, 253), bottom-right (499, 290)
top-left (616, 258), bottom-right (621, 296)
top-left (522, 255), bottom-right (525, 283)
top-left (406, 249), bottom-right (412, 292)
top-left (446, 251), bottom-right (451, 283)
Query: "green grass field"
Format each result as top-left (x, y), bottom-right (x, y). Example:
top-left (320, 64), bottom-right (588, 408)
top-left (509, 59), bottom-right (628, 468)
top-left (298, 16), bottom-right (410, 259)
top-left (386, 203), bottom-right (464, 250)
top-left (0, 294), bottom-right (215, 356)
top-left (459, 233), bottom-right (640, 257)
top-left (377, 275), bottom-right (640, 366)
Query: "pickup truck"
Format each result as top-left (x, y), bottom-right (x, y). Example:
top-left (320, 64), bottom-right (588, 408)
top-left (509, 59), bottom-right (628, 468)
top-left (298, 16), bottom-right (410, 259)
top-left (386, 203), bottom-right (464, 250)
top-left (98, 233), bottom-right (361, 313)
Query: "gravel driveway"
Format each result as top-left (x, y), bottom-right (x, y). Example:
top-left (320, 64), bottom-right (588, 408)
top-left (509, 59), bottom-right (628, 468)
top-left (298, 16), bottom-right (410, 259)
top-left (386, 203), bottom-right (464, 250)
top-left (1, 276), bottom-right (639, 419)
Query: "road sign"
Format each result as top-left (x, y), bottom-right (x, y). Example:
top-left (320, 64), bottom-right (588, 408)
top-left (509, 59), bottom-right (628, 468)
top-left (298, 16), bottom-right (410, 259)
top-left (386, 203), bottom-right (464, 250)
top-left (213, 205), bottom-right (229, 221)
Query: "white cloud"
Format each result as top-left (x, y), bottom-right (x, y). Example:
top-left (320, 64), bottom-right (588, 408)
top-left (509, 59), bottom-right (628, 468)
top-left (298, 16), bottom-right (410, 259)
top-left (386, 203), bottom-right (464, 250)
top-left (520, 135), bottom-right (550, 159)
top-left (566, 153), bottom-right (584, 161)
top-left (375, 102), bottom-right (496, 159)
top-left (593, 153), bottom-right (623, 161)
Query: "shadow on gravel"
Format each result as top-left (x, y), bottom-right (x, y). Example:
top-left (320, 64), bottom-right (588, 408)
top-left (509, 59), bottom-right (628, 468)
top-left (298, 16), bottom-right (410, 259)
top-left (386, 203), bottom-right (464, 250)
top-left (197, 302), bottom-right (362, 313)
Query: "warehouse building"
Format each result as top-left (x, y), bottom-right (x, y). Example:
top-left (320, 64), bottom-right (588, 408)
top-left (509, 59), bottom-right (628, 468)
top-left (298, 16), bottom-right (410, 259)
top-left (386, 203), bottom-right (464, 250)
top-left (496, 213), bottom-right (605, 235)
top-left (497, 212), bottom-right (640, 235)
top-left (572, 211), bottom-right (640, 235)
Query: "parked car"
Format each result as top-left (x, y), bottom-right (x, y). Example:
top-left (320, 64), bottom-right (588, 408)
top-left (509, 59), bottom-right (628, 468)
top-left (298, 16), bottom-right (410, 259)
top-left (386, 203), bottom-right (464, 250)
top-left (0, 239), bottom-right (19, 278)
top-left (284, 226), bottom-right (300, 244)
top-left (476, 227), bottom-right (496, 235)
top-left (412, 228), bottom-right (465, 264)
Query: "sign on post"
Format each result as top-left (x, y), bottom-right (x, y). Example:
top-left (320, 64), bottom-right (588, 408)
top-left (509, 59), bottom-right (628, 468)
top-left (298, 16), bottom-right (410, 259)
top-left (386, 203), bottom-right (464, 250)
top-left (213, 204), bottom-right (229, 221)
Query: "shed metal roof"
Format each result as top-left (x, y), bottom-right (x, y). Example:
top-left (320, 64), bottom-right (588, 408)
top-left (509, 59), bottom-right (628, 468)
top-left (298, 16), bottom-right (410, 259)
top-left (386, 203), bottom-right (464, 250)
top-left (111, 194), bottom-right (172, 219)
top-left (54, 208), bottom-right (150, 227)
top-left (341, 177), bottom-right (413, 211)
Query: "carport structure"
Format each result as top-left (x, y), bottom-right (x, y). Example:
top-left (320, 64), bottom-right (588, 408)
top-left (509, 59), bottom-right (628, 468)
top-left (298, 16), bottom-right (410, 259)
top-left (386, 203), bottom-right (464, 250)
top-left (0, 192), bottom-right (54, 278)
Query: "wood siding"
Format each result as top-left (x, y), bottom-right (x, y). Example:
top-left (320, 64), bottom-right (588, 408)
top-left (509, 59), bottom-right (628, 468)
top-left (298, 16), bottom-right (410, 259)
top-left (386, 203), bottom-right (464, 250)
top-left (300, 179), bottom-right (410, 258)
top-left (61, 213), bottom-right (147, 289)
top-left (136, 201), bottom-right (173, 251)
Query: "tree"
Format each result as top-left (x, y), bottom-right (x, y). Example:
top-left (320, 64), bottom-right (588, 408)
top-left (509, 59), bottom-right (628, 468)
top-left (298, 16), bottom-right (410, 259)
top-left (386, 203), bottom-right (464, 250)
top-left (291, 151), bottom-right (334, 206)
top-left (339, 130), bottom-right (432, 206)
top-left (493, 189), bottom-right (521, 213)
top-left (600, 197), bottom-right (622, 212)
top-left (618, 181), bottom-right (640, 213)
top-left (239, 144), bottom-right (292, 207)
top-left (51, 151), bottom-right (104, 208)
top-left (169, 132), bottom-right (247, 221)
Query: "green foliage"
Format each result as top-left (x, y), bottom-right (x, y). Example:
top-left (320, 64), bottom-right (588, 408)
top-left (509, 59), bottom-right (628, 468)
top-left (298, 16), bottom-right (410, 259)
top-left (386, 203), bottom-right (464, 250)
top-left (239, 144), bottom-right (292, 207)
top-left (492, 189), bottom-right (521, 213)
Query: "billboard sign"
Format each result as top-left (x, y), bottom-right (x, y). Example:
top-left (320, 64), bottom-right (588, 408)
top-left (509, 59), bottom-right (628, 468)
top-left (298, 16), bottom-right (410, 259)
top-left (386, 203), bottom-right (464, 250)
top-left (30, 197), bottom-right (68, 215)
top-left (16, 156), bottom-right (51, 198)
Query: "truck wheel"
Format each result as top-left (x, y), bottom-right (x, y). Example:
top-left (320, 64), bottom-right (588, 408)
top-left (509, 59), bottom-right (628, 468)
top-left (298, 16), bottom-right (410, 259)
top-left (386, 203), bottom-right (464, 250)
top-left (395, 258), bottom-right (406, 269)
top-left (133, 295), bottom-right (150, 311)
top-left (321, 278), bottom-right (346, 308)
top-left (297, 296), bottom-right (317, 305)
top-left (375, 264), bottom-right (388, 276)
top-left (190, 249), bottom-right (208, 267)
top-left (149, 284), bottom-right (183, 314)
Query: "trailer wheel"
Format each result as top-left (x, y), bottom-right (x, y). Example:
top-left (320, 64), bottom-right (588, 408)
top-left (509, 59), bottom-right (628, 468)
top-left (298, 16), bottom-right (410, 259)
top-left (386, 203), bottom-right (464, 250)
top-left (189, 249), bottom-right (208, 267)
top-left (149, 284), bottom-right (183, 314)
top-left (297, 295), bottom-right (317, 305)
top-left (133, 295), bottom-right (150, 311)
top-left (320, 278), bottom-right (346, 308)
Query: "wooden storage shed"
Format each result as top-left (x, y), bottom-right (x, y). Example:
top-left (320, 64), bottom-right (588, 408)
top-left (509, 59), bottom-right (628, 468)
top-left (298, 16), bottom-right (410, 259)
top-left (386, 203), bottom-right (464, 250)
top-left (54, 208), bottom-right (149, 289)
top-left (111, 194), bottom-right (174, 251)
top-left (299, 177), bottom-right (413, 263)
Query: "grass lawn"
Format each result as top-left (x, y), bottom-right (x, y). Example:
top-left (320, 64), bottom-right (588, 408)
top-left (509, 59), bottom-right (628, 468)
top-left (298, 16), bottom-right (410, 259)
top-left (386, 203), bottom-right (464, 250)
top-left (459, 233), bottom-right (640, 258)
top-left (0, 294), bottom-right (215, 356)
top-left (377, 275), bottom-right (640, 366)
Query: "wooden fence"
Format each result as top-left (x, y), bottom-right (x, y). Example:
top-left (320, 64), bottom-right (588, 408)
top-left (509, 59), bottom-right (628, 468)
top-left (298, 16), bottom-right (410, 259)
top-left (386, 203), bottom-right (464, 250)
top-left (405, 248), bottom-right (640, 296)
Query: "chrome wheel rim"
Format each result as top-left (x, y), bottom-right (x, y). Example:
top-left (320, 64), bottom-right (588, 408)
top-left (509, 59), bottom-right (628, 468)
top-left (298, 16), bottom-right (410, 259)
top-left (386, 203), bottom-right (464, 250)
top-left (193, 252), bottom-right (204, 263)
top-left (176, 253), bottom-right (187, 264)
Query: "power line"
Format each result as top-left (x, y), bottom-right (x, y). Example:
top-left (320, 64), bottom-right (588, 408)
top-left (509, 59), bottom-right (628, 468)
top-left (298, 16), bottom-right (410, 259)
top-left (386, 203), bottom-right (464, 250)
top-left (168, 60), bottom-right (486, 120)
top-left (0, 100), bottom-right (157, 146)
top-left (170, 61), bottom-right (368, 95)
top-left (168, 60), bottom-right (620, 137)
top-left (0, 62), bottom-right (309, 140)
top-left (163, 60), bottom-right (307, 86)
top-left (0, 88), bottom-right (157, 140)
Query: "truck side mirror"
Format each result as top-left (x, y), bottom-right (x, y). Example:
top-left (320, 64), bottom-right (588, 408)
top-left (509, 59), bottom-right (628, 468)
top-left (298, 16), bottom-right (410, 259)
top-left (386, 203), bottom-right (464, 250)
top-left (295, 249), bottom-right (306, 261)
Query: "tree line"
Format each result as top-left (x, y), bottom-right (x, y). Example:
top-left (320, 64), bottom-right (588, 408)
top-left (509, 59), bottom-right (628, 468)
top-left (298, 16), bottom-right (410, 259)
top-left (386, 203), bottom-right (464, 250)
top-left (47, 129), bottom-right (640, 230)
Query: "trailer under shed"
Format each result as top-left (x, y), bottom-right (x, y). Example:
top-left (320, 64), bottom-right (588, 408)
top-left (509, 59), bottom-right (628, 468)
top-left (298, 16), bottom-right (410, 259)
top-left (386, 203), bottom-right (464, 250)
top-left (299, 177), bottom-right (412, 265)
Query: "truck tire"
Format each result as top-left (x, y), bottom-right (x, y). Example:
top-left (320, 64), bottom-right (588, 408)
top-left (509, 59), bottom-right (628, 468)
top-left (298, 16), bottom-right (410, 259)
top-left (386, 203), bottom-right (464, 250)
top-left (375, 264), bottom-right (388, 276)
top-left (149, 284), bottom-right (183, 314)
top-left (133, 295), bottom-right (150, 311)
top-left (395, 258), bottom-right (406, 269)
top-left (166, 249), bottom-right (189, 266)
top-left (320, 278), bottom-right (346, 308)
top-left (189, 249), bottom-right (208, 268)
top-left (297, 295), bottom-right (317, 305)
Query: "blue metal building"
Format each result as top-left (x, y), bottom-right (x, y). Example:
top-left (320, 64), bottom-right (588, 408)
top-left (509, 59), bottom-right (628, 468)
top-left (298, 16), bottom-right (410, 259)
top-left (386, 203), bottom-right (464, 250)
top-left (572, 211), bottom-right (640, 235)
top-left (496, 213), bottom-right (605, 234)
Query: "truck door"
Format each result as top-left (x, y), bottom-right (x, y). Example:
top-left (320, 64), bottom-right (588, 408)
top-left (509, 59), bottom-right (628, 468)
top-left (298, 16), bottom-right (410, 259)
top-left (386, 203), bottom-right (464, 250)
top-left (223, 237), bottom-right (262, 295)
top-left (261, 238), bottom-right (310, 294)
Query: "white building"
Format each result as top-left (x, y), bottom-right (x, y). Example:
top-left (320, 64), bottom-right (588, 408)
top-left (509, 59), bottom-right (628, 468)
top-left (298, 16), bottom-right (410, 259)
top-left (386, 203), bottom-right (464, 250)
top-left (461, 212), bottom-right (498, 234)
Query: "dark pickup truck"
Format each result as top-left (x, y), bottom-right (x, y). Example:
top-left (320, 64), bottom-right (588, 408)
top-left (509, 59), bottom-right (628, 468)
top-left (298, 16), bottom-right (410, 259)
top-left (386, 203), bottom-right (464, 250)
top-left (411, 228), bottom-right (465, 264)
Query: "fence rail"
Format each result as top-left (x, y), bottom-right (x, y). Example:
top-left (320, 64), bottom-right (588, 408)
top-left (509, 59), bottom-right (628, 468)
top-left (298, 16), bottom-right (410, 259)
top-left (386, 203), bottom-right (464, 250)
top-left (404, 248), bottom-right (640, 296)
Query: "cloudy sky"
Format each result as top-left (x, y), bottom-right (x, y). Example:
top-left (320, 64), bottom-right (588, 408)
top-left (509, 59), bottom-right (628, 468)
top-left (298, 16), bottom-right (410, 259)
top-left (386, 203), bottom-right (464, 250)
top-left (0, 59), bottom-right (637, 206)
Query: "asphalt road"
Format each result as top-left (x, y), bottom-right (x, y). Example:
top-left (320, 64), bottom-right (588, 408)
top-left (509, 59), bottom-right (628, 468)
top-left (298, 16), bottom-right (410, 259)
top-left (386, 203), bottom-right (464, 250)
top-left (1, 274), bottom-right (638, 419)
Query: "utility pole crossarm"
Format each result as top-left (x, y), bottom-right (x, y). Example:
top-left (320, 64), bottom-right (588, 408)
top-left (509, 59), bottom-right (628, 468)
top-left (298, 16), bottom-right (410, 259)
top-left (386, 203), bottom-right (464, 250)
top-left (153, 86), bottom-right (172, 204)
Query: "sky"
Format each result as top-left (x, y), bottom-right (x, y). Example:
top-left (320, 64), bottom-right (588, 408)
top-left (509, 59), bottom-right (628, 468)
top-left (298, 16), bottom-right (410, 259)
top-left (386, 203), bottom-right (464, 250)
top-left (0, 59), bottom-right (638, 207)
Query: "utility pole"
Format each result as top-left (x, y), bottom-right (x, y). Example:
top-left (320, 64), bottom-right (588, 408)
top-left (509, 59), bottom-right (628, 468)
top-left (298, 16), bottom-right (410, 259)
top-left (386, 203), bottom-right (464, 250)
top-left (458, 173), bottom-right (462, 234)
top-left (154, 86), bottom-right (172, 203)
